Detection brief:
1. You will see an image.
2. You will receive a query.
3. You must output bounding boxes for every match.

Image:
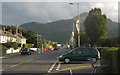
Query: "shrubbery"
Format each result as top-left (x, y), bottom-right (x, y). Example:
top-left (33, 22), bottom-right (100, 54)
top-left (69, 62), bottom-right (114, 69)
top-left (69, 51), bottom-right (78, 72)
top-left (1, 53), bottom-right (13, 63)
top-left (1, 45), bottom-right (8, 55)
top-left (24, 44), bottom-right (33, 48)
top-left (3, 42), bottom-right (19, 50)
top-left (97, 47), bottom-right (118, 74)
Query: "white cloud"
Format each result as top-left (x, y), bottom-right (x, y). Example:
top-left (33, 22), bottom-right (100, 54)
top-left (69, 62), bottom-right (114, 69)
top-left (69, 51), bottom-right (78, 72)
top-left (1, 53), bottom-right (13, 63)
top-left (1, 0), bottom-right (120, 2)
top-left (2, 2), bottom-right (119, 25)
top-left (0, 2), bottom-right (2, 23)
top-left (90, 2), bottom-right (118, 22)
top-left (90, 3), bottom-right (104, 8)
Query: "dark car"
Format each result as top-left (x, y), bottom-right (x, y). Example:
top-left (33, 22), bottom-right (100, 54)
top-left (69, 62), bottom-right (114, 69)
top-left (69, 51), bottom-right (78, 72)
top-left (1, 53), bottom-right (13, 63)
top-left (20, 48), bottom-right (31, 55)
top-left (59, 47), bottom-right (100, 63)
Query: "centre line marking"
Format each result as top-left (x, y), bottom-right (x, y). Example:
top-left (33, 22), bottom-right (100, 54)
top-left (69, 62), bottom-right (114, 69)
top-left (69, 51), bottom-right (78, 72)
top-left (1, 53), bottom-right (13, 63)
top-left (10, 59), bottom-right (34, 68)
top-left (11, 64), bottom-right (18, 67)
top-left (26, 59), bottom-right (33, 62)
top-left (48, 60), bottom-right (58, 73)
top-left (56, 62), bottom-right (61, 71)
top-left (70, 70), bottom-right (73, 75)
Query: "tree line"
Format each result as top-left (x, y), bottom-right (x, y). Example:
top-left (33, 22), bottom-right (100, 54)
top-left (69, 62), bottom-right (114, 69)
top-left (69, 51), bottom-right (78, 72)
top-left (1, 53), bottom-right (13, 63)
top-left (1, 25), bottom-right (45, 47)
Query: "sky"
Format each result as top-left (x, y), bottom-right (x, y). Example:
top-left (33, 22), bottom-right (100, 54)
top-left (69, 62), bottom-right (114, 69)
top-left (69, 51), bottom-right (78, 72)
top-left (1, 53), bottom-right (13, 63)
top-left (1, 0), bottom-right (119, 25)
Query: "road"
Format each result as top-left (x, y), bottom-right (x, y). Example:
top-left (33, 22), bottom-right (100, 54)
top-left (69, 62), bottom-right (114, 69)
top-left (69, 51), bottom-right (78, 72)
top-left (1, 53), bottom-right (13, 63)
top-left (1, 48), bottom-right (99, 75)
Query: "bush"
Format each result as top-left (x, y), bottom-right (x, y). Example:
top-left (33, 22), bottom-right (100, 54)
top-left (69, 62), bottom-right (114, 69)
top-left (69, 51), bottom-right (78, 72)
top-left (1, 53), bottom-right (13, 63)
top-left (118, 48), bottom-right (120, 74)
top-left (25, 44), bottom-right (33, 48)
top-left (3, 42), bottom-right (18, 50)
top-left (97, 47), bottom-right (118, 74)
top-left (1, 45), bottom-right (8, 55)
top-left (11, 42), bottom-right (18, 50)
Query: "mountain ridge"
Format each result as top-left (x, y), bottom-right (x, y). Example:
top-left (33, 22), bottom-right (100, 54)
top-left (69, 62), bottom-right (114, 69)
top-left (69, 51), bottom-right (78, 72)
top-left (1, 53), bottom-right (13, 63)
top-left (20, 12), bottom-right (118, 43)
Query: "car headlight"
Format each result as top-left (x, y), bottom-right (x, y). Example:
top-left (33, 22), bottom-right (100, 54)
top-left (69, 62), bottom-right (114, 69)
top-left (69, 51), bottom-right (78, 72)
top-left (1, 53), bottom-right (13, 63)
top-left (59, 55), bottom-right (63, 58)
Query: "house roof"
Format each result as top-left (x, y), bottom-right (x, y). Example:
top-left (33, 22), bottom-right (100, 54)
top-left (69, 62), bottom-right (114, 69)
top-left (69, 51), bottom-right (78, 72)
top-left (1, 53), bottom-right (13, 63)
top-left (0, 29), bottom-right (26, 39)
top-left (0, 29), bottom-right (13, 37)
top-left (14, 33), bottom-right (26, 39)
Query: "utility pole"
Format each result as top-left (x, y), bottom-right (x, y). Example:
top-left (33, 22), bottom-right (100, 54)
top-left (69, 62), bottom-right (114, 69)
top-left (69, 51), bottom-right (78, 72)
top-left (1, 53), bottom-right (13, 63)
top-left (70, 3), bottom-right (80, 47)
top-left (77, 3), bottom-right (80, 48)
top-left (37, 34), bottom-right (39, 53)
top-left (16, 25), bottom-right (18, 44)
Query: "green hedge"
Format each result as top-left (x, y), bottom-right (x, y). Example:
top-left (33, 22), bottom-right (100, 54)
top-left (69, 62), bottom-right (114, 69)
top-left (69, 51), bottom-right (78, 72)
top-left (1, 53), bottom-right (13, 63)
top-left (97, 47), bottom-right (118, 74)
top-left (118, 48), bottom-right (120, 74)
top-left (24, 44), bottom-right (33, 48)
top-left (3, 42), bottom-right (18, 50)
top-left (1, 45), bottom-right (8, 55)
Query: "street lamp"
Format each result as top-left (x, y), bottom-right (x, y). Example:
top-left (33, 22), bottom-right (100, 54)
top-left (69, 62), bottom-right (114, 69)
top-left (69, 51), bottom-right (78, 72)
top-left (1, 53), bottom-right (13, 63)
top-left (70, 3), bottom-right (80, 47)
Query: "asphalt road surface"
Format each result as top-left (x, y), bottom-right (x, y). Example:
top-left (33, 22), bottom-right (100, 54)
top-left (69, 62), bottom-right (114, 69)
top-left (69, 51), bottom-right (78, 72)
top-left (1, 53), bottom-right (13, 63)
top-left (1, 48), bottom-right (100, 75)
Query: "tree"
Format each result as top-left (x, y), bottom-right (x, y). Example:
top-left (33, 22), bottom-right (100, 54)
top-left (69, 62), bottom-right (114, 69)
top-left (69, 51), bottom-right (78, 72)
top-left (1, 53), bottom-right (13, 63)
top-left (22, 29), bottom-right (37, 47)
top-left (3, 42), bottom-right (18, 49)
top-left (84, 8), bottom-right (107, 46)
top-left (80, 31), bottom-right (89, 46)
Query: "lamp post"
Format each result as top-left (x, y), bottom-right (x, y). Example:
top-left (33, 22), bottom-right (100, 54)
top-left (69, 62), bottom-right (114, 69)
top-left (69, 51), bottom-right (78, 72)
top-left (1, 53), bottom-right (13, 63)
top-left (70, 3), bottom-right (80, 47)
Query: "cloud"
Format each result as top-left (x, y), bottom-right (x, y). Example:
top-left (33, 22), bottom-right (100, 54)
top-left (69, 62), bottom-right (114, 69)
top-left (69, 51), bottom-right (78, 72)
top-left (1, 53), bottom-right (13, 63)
top-left (2, 2), bottom-right (77, 25)
top-left (2, 2), bottom-right (119, 25)
top-left (90, 2), bottom-right (118, 22)
top-left (0, 2), bottom-right (2, 23)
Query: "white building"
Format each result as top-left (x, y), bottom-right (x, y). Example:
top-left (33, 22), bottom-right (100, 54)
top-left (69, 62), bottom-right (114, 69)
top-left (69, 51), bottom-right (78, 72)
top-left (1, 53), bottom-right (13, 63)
top-left (0, 29), bottom-right (16, 43)
top-left (0, 29), bottom-right (26, 46)
top-left (14, 33), bottom-right (26, 45)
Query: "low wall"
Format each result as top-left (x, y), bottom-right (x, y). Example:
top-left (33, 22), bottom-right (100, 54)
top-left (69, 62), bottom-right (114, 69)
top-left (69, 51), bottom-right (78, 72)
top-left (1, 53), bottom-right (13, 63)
top-left (6, 48), bottom-right (21, 54)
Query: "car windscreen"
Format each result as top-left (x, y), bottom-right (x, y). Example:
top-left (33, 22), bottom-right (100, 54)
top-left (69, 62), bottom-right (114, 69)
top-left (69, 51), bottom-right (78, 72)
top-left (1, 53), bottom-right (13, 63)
top-left (22, 48), bottom-right (28, 51)
top-left (69, 48), bottom-right (82, 53)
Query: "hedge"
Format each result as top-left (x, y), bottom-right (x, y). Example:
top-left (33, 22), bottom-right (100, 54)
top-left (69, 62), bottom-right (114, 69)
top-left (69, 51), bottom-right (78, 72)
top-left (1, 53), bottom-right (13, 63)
top-left (97, 47), bottom-right (119, 74)
top-left (24, 44), bottom-right (33, 48)
top-left (1, 45), bottom-right (8, 55)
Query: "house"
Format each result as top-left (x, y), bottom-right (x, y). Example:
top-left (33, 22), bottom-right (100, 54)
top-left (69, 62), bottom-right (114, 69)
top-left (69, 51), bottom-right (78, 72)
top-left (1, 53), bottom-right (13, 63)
top-left (0, 29), bottom-right (26, 47)
top-left (14, 33), bottom-right (26, 46)
top-left (0, 29), bottom-right (16, 43)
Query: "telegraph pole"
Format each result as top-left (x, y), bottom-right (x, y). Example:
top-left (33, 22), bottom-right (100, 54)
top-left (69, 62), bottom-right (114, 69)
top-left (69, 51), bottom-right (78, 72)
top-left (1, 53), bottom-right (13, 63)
top-left (70, 3), bottom-right (80, 47)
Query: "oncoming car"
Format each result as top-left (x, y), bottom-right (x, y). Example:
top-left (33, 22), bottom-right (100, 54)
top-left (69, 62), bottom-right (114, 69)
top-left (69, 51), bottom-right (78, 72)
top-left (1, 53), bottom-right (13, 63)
top-left (20, 48), bottom-right (32, 55)
top-left (59, 47), bottom-right (100, 63)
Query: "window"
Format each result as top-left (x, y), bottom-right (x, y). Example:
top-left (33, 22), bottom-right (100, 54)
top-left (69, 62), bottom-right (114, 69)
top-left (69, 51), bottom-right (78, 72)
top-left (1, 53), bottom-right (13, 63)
top-left (82, 48), bottom-right (92, 54)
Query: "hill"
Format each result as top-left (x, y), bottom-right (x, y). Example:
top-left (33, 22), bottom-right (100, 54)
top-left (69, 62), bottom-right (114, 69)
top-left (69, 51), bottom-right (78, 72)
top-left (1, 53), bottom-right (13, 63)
top-left (20, 13), bottom-right (118, 43)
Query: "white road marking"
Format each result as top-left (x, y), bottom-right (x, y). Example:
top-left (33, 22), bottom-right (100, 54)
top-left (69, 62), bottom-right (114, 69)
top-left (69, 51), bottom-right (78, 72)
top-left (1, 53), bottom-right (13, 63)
top-left (0, 69), bottom-right (4, 71)
top-left (10, 65), bottom-right (16, 67)
top-left (70, 70), bottom-right (73, 75)
top-left (0, 57), bottom-right (6, 59)
top-left (48, 60), bottom-right (58, 73)
top-left (25, 59), bottom-right (33, 62)
top-left (10, 59), bottom-right (34, 68)
top-left (10, 64), bottom-right (19, 67)
top-left (56, 62), bottom-right (61, 71)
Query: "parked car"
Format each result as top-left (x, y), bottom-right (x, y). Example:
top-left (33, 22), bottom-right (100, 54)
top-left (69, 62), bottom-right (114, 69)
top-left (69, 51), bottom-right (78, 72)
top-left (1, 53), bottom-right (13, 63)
top-left (20, 48), bottom-right (32, 55)
top-left (29, 48), bottom-right (38, 52)
top-left (59, 47), bottom-right (100, 63)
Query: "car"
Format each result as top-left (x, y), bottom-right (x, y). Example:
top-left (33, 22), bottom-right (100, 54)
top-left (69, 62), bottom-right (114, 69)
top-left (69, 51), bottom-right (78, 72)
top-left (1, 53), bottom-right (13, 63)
top-left (20, 48), bottom-right (32, 55)
top-left (59, 47), bottom-right (100, 63)
top-left (29, 48), bottom-right (38, 52)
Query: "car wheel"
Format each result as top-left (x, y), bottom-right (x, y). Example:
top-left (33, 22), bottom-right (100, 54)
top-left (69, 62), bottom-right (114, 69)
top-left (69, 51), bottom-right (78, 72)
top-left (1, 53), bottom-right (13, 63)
top-left (21, 53), bottom-right (23, 55)
top-left (64, 58), bottom-right (70, 63)
top-left (27, 53), bottom-right (30, 55)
